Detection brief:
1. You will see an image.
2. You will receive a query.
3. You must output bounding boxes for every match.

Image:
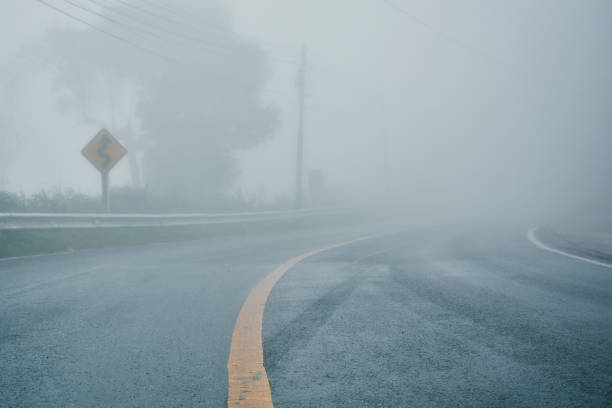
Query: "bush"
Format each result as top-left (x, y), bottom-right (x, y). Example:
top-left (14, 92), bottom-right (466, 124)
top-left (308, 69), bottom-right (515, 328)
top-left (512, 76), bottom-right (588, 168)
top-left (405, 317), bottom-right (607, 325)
top-left (0, 191), bottom-right (25, 212)
top-left (0, 188), bottom-right (295, 214)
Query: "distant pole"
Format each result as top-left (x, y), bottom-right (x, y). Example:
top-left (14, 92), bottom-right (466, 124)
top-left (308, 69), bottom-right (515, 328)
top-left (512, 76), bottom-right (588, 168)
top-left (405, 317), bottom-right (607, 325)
top-left (383, 129), bottom-right (390, 195)
top-left (295, 45), bottom-right (307, 209)
top-left (102, 172), bottom-right (110, 213)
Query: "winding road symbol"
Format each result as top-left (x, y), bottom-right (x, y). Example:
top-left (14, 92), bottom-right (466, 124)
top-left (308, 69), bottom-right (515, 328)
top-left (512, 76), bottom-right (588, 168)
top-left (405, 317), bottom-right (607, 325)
top-left (97, 134), bottom-right (112, 169)
top-left (81, 128), bottom-right (127, 174)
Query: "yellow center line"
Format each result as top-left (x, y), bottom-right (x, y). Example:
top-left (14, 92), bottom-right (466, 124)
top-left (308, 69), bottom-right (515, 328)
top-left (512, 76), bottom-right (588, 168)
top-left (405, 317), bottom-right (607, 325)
top-left (227, 236), bottom-right (374, 408)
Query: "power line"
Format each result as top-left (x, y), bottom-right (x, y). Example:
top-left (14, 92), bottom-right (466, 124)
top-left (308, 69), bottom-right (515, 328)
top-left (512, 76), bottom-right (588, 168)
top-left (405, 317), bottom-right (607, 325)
top-left (110, 0), bottom-right (292, 62)
top-left (87, 0), bottom-right (297, 65)
top-left (136, 0), bottom-right (223, 30)
top-left (61, 0), bottom-right (189, 50)
top-left (35, 0), bottom-right (288, 95)
top-left (134, 0), bottom-right (300, 59)
top-left (380, 0), bottom-right (508, 67)
top-left (39, 0), bottom-right (336, 103)
top-left (54, 0), bottom-right (296, 76)
top-left (295, 46), bottom-right (307, 209)
top-left (35, 0), bottom-right (178, 62)
top-left (141, 0), bottom-right (300, 64)
top-left (82, 0), bottom-right (237, 58)
top-left (113, 0), bottom-right (201, 35)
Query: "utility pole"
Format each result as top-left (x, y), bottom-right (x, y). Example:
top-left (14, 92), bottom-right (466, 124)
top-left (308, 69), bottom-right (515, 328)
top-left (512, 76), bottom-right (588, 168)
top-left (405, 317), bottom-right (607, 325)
top-left (383, 129), bottom-right (390, 195)
top-left (295, 45), bottom-right (307, 209)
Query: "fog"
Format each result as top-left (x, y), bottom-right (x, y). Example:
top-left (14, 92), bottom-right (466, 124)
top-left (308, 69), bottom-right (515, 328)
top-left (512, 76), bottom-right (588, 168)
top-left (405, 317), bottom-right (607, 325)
top-left (1, 0), bottom-right (611, 224)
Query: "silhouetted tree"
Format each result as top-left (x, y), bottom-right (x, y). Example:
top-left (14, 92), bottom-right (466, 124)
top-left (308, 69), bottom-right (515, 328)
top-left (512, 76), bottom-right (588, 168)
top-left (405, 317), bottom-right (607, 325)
top-left (41, 0), bottom-right (277, 206)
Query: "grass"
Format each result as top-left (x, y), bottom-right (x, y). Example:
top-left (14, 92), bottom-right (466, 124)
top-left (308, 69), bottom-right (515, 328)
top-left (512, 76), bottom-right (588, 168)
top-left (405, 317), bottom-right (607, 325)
top-left (0, 214), bottom-right (361, 259)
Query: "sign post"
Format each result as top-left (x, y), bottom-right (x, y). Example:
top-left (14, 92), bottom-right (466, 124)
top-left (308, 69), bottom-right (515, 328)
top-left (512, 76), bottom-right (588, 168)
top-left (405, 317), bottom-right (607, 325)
top-left (102, 172), bottom-right (110, 213)
top-left (81, 128), bottom-right (127, 213)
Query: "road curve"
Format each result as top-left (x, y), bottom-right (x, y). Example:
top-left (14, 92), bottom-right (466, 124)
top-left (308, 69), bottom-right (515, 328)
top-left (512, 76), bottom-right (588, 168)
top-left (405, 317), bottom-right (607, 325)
top-left (0, 225), bottom-right (380, 407)
top-left (227, 235), bottom-right (375, 407)
top-left (528, 227), bottom-right (612, 269)
top-left (2, 226), bottom-right (611, 407)
top-left (262, 228), bottom-right (612, 407)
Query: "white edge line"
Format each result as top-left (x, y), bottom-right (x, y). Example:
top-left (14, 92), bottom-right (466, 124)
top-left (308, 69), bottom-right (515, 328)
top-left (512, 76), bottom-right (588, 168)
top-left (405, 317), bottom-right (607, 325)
top-left (527, 227), bottom-right (612, 269)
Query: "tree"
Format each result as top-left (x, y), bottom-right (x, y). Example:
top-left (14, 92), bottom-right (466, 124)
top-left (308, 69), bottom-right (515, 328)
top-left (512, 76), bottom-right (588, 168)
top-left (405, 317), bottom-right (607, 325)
top-left (139, 37), bottom-right (276, 203)
top-left (43, 23), bottom-right (153, 188)
top-left (0, 61), bottom-right (21, 188)
top-left (40, 0), bottom-right (277, 206)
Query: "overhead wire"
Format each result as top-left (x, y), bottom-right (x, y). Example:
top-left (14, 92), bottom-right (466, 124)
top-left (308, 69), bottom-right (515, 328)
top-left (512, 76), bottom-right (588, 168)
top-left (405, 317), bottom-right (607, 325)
top-left (97, 0), bottom-right (298, 64)
top-left (34, 0), bottom-right (288, 95)
top-left (113, 0), bottom-right (296, 62)
top-left (136, 0), bottom-right (225, 30)
top-left (81, 0), bottom-right (240, 58)
top-left (133, 0), bottom-right (301, 61)
top-left (104, 0), bottom-right (402, 101)
top-left (35, 0), bottom-right (178, 62)
top-left (37, 0), bottom-right (399, 102)
top-left (380, 0), bottom-right (509, 68)
top-left (61, 0), bottom-right (192, 51)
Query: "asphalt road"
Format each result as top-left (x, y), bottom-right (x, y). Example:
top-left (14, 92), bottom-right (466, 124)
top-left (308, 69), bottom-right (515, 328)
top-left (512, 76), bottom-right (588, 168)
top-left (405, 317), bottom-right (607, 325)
top-left (0, 225), bottom-right (377, 407)
top-left (264, 228), bottom-right (612, 407)
top-left (2, 225), bottom-right (612, 407)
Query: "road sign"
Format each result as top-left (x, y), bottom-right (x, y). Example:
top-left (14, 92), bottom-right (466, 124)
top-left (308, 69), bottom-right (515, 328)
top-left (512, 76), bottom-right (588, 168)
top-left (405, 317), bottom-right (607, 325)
top-left (81, 128), bottom-right (127, 174)
top-left (82, 128), bottom-right (127, 213)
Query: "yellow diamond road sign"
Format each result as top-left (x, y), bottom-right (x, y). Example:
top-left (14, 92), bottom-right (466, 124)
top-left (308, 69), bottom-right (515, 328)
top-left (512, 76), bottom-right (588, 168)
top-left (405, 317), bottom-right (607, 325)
top-left (82, 128), bottom-right (127, 173)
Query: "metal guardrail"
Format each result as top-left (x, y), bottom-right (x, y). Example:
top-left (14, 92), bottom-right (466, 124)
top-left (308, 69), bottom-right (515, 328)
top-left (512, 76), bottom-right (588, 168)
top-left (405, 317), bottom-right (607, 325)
top-left (0, 208), bottom-right (345, 230)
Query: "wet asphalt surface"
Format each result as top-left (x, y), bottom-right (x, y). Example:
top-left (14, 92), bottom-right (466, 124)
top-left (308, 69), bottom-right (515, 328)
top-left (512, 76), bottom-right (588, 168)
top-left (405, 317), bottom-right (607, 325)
top-left (2, 225), bottom-right (612, 407)
top-left (0, 225), bottom-right (376, 407)
top-left (264, 228), bottom-right (612, 407)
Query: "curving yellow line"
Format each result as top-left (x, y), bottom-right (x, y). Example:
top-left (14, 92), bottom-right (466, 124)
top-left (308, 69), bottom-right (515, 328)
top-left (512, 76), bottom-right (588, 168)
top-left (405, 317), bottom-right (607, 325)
top-left (227, 236), bottom-right (374, 407)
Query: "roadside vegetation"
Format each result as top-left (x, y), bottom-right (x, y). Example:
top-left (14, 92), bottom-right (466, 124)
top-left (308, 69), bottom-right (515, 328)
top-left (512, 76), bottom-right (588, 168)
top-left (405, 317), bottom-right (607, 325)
top-left (0, 187), bottom-right (294, 214)
top-left (0, 218), bottom-right (312, 259)
top-left (0, 213), bottom-right (360, 259)
top-left (0, 188), bottom-right (356, 259)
